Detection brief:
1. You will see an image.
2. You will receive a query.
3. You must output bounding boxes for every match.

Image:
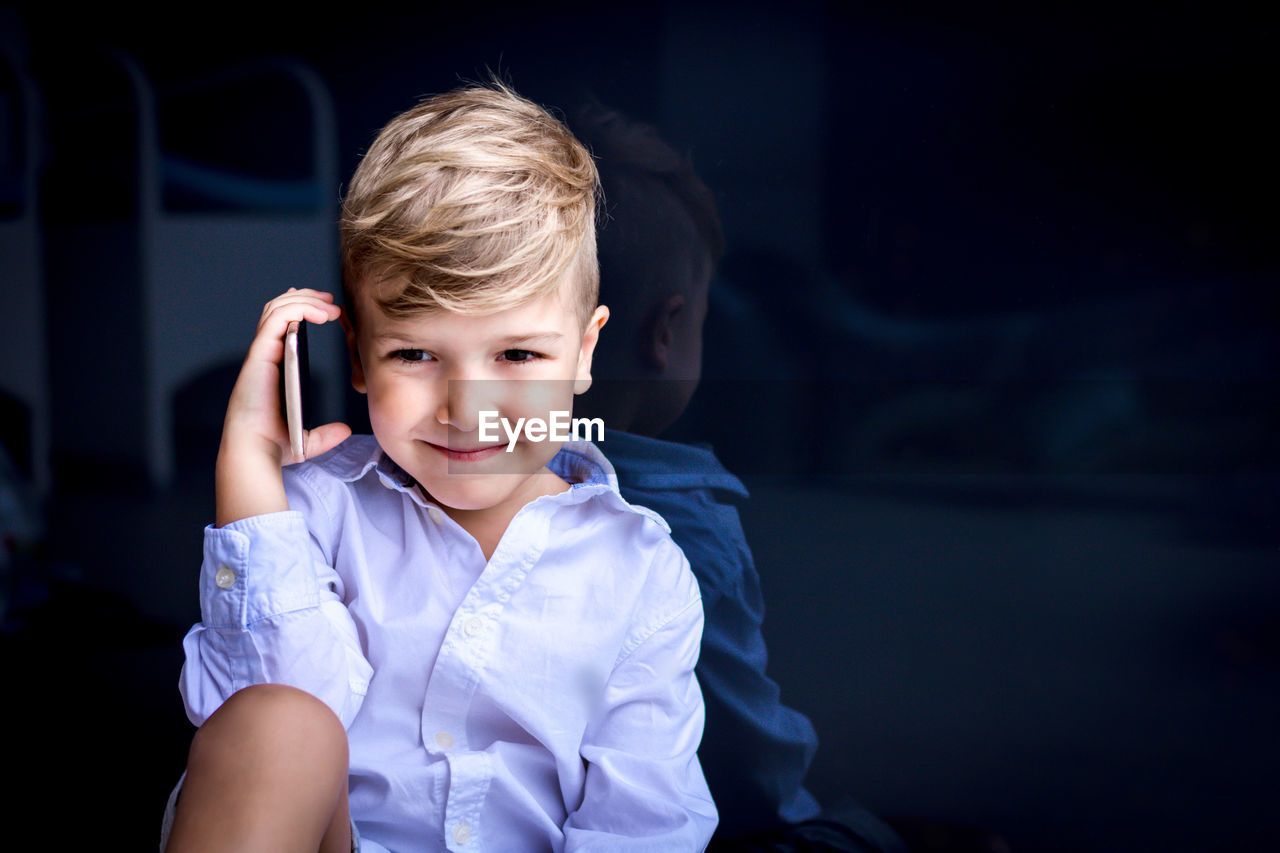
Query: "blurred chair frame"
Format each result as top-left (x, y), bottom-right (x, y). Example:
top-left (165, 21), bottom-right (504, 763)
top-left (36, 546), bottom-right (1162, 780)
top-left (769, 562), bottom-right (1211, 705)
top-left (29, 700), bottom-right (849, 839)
top-left (42, 50), bottom-right (342, 489)
top-left (0, 45), bottom-right (50, 497)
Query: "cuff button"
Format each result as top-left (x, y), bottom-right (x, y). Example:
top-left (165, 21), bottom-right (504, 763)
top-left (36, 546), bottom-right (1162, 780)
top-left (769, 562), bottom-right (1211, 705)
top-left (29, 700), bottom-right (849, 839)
top-left (214, 566), bottom-right (237, 589)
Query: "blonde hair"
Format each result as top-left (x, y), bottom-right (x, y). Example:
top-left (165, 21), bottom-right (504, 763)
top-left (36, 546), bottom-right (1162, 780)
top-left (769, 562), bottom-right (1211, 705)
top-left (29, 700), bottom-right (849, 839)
top-left (341, 81), bottom-right (600, 323)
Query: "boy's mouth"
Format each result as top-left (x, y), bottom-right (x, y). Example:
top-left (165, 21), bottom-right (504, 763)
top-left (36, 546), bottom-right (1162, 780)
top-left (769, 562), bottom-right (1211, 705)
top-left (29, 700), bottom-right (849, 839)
top-left (426, 441), bottom-right (507, 462)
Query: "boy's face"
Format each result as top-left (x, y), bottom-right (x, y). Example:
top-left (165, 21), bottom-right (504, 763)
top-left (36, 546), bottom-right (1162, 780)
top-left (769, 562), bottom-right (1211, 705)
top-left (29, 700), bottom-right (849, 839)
top-left (345, 273), bottom-right (608, 524)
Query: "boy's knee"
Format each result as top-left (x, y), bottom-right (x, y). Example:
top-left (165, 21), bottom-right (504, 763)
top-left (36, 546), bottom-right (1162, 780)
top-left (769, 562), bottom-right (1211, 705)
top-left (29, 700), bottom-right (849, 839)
top-left (190, 683), bottom-right (348, 770)
top-left (171, 686), bottom-right (350, 850)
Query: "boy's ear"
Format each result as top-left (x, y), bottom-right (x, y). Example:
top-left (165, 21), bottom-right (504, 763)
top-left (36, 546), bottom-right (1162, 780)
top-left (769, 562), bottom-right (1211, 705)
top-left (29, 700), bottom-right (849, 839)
top-left (641, 294), bottom-right (686, 372)
top-left (574, 305), bottom-right (610, 395)
top-left (340, 306), bottom-right (367, 394)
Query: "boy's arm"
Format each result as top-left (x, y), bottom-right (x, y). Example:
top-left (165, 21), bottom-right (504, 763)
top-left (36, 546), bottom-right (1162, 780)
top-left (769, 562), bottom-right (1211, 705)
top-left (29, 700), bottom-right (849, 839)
top-left (179, 469), bottom-right (373, 728)
top-left (563, 546), bottom-right (719, 850)
top-left (179, 288), bottom-right (370, 726)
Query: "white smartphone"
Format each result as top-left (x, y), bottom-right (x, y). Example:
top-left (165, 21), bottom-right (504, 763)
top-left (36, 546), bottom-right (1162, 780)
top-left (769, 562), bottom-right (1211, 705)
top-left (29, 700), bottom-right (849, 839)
top-left (283, 320), bottom-right (309, 463)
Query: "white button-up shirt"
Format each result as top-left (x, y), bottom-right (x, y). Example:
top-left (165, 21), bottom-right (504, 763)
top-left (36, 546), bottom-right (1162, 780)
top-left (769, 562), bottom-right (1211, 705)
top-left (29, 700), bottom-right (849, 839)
top-left (179, 436), bottom-right (717, 852)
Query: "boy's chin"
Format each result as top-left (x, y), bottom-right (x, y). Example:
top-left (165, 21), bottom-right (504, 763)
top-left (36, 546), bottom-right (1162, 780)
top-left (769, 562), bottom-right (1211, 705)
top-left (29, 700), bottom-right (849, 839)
top-left (418, 477), bottom-right (533, 515)
top-left (407, 443), bottom-right (564, 511)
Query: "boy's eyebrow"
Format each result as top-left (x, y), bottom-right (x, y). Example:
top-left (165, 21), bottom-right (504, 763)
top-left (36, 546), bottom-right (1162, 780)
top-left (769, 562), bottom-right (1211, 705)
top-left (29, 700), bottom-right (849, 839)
top-left (370, 332), bottom-right (423, 344)
top-left (369, 331), bottom-right (565, 346)
top-left (498, 332), bottom-right (563, 347)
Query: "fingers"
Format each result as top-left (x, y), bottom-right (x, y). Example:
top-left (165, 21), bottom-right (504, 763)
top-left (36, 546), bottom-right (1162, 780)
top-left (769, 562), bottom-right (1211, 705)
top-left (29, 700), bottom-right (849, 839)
top-left (301, 422), bottom-right (354, 463)
top-left (224, 289), bottom-right (341, 455)
top-left (245, 289), bottom-right (342, 368)
top-left (256, 289), bottom-right (342, 337)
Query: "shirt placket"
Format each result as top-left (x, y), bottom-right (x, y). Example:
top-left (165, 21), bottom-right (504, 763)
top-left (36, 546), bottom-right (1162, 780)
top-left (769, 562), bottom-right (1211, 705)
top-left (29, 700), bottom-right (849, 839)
top-left (419, 509), bottom-right (550, 852)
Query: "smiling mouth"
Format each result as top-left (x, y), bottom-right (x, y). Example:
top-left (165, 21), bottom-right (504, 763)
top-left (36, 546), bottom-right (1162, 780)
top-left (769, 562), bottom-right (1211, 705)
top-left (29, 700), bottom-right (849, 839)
top-left (426, 442), bottom-right (506, 462)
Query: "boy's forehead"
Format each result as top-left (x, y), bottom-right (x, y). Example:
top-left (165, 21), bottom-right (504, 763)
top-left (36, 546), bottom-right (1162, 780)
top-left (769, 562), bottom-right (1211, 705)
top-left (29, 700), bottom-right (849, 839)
top-left (350, 267), bottom-right (590, 329)
top-left (352, 278), bottom-right (584, 338)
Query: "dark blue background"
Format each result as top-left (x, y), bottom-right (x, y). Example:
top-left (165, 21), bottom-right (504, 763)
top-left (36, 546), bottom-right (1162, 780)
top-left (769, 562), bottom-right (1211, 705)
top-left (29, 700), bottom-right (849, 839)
top-left (1, 2), bottom-right (1276, 850)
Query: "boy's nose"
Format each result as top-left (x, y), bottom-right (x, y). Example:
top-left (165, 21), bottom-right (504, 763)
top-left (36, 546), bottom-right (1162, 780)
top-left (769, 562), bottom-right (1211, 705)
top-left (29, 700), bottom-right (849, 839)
top-left (435, 377), bottom-right (501, 434)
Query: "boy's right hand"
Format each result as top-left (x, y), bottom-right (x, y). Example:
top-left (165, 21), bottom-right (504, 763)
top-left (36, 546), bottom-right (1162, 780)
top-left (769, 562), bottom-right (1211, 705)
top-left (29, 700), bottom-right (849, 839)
top-left (216, 288), bottom-right (351, 527)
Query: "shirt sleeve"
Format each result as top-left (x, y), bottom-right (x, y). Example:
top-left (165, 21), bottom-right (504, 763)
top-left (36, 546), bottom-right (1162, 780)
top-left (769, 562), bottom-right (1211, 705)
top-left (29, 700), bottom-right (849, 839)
top-left (177, 505), bottom-right (373, 729)
top-left (563, 542), bottom-right (719, 851)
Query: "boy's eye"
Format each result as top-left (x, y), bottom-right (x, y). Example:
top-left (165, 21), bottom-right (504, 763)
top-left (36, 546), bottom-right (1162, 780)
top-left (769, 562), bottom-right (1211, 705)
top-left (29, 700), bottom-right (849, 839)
top-left (499, 349), bottom-right (539, 363)
top-left (393, 349), bottom-right (431, 363)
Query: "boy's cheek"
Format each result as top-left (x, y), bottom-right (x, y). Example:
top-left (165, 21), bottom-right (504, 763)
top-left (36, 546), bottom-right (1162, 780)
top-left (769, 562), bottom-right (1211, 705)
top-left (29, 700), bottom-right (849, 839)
top-left (366, 389), bottom-right (422, 433)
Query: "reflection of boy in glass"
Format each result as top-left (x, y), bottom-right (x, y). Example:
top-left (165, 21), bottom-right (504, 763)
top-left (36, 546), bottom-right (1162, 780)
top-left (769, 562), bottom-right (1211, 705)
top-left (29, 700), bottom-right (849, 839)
top-left (571, 105), bottom-right (905, 852)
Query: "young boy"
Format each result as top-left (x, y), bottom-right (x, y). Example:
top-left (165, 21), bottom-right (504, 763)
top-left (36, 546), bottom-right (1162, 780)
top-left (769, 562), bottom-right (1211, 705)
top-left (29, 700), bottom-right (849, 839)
top-left (162, 82), bottom-right (717, 852)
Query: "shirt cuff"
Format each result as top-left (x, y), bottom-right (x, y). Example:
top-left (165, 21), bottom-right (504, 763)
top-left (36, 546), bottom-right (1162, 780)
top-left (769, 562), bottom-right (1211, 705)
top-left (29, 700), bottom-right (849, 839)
top-left (200, 511), bottom-right (322, 629)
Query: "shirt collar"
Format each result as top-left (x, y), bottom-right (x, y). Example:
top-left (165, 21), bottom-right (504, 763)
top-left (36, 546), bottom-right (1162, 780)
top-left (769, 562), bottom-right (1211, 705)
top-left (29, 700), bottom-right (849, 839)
top-left (546, 440), bottom-right (619, 491)
top-left (307, 434), bottom-right (628, 509)
top-left (306, 435), bottom-right (410, 486)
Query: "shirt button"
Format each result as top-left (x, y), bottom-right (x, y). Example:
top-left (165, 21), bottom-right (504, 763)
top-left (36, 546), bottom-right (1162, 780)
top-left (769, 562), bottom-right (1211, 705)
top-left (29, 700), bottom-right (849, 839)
top-left (453, 822), bottom-right (471, 844)
top-left (463, 617), bottom-right (483, 637)
top-left (428, 507), bottom-right (444, 523)
top-left (435, 731), bottom-right (454, 749)
top-left (214, 566), bottom-right (236, 589)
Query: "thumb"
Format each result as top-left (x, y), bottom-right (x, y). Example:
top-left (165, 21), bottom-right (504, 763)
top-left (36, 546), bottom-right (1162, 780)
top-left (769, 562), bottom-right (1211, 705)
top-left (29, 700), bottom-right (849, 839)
top-left (299, 422), bottom-right (353, 462)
